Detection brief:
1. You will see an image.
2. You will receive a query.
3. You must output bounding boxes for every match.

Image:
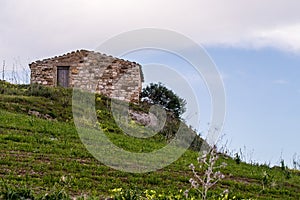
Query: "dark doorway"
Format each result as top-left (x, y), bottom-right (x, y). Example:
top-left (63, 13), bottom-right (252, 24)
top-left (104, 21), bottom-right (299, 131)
top-left (57, 66), bottom-right (69, 87)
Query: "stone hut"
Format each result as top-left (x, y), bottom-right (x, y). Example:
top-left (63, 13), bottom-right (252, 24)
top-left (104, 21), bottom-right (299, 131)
top-left (29, 50), bottom-right (143, 103)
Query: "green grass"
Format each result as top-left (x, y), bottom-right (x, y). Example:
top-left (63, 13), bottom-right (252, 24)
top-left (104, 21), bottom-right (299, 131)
top-left (0, 109), bottom-right (197, 198)
top-left (0, 81), bottom-right (300, 199)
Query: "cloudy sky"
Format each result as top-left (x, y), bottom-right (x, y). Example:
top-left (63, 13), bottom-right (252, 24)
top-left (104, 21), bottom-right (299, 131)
top-left (1, 0), bottom-right (300, 166)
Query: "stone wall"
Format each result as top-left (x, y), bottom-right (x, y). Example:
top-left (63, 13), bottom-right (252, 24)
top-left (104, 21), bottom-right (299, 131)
top-left (29, 50), bottom-right (143, 103)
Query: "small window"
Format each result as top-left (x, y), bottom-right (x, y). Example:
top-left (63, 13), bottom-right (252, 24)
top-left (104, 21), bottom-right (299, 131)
top-left (57, 66), bottom-right (70, 87)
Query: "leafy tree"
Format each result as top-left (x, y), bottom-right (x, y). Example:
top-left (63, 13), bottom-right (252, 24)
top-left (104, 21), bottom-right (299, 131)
top-left (141, 82), bottom-right (186, 118)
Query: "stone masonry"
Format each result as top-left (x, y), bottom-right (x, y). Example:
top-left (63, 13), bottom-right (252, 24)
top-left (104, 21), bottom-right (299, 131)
top-left (29, 50), bottom-right (143, 103)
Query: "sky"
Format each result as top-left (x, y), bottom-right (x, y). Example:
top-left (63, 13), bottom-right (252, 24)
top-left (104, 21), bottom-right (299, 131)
top-left (0, 0), bottom-right (300, 167)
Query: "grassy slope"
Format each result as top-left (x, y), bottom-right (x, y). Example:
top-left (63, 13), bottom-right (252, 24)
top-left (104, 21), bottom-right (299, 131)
top-left (0, 81), bottom-right (300, 199)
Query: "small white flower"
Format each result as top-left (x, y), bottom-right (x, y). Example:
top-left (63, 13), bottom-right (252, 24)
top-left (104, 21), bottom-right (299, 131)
top-left (189, 163), bottom-right (195, 170)
top-left (191, 180), bottom-right (199, 188)
top-left (189, 178), bottom-right (199, 188)
top-left (60, 175), bottom-right (66, 182)
top-left (184, 189), bottom-right (189, 198)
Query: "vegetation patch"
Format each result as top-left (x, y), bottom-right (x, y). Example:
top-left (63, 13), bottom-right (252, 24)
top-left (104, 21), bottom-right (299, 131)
top-left (0, 81), bottom-right (299, 199)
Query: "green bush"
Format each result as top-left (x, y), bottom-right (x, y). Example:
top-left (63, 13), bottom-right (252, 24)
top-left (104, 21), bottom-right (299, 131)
top-left (141, 82), bottom-right (186, 118)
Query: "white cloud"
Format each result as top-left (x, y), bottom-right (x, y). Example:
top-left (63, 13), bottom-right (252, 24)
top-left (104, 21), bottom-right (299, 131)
top-left (273, 79), bottom-right (289, 85)
top-left (1, 0), bottom-right (300, 64)
top-left (246, 24), bottom-right (300, 53)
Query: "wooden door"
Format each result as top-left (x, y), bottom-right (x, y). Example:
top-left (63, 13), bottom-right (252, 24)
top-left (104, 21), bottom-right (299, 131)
top-left (57, 66), bottom-right (69, 87)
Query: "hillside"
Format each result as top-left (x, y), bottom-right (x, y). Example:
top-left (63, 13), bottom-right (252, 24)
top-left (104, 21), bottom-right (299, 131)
top-left (0, 81), bottom-right (300, 199)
